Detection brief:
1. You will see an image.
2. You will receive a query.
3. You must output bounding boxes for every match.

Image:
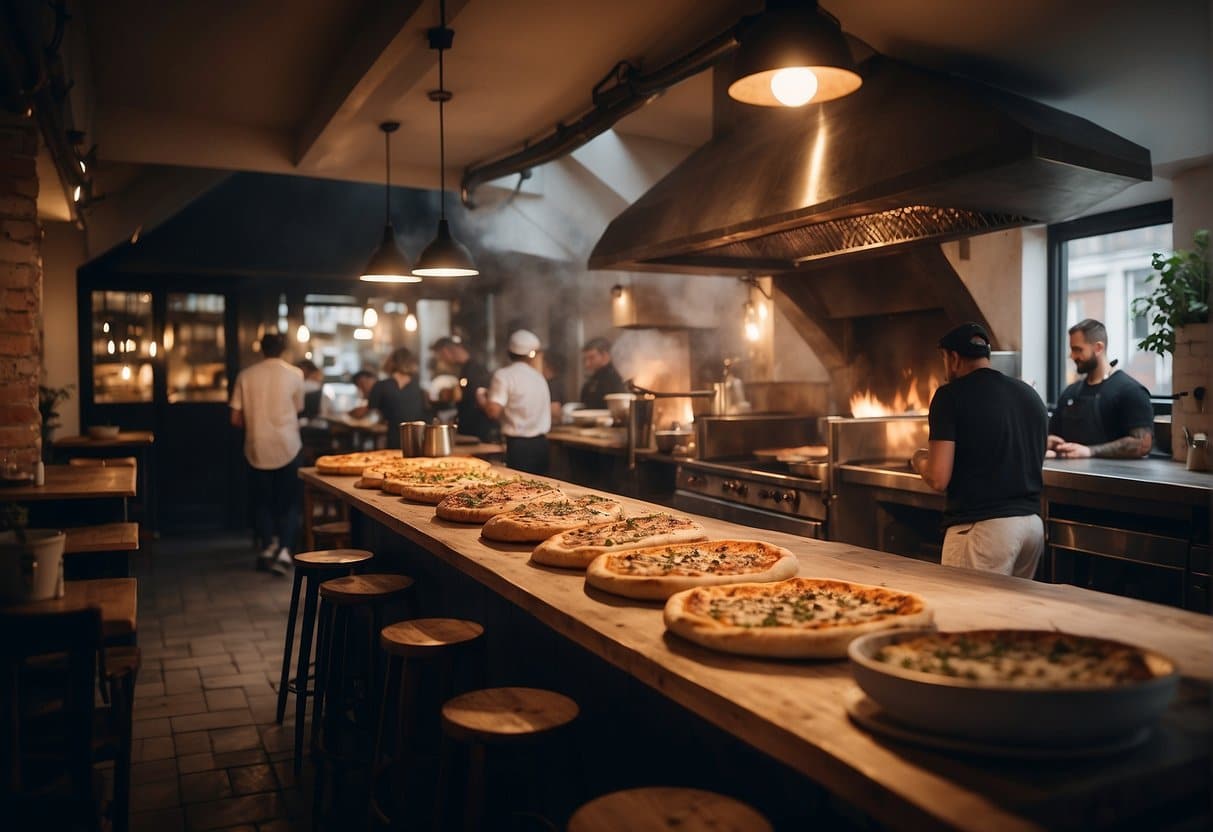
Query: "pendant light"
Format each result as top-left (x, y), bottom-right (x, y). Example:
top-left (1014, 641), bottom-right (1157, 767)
top-left (728, 0), bottom-right (862, 108)
top-left (413, 0), bottom-right (479, 278)
top-left (360, 121), bottom-right (420, 283)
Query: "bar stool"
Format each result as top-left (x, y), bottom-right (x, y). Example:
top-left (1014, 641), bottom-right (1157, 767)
top-left (370, 618), bottom-right (485, 829)
top-left (433, 686), bottom-right (579, 832)
top-left (274, 548), bottom-right (374, 776)
top-left (312, 574), bottom-right (415, 828)
top-left (568, 787), bottom-right (772, 832)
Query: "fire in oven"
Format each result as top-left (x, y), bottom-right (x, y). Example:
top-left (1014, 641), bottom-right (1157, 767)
top-left (673, 459), bottom-right (828, 539)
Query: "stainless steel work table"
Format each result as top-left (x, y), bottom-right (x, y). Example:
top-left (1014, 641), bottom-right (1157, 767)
top-left (300, 466), bottom-right (1211, 832)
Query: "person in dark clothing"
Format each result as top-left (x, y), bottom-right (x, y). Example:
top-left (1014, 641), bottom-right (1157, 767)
top-left (297, 359), bottom-right (324, 419)
top-left (1048, 318), bottom-right (1153, 459)
top-left (542, 350), bottom-right (567, 425)
top-left (579, 336), bottom-right (627, 408)
top-left (912, 323), bottom-right (1048, 578)
top-left (352, 347), bottom-right (428, 449)
top-left (431, 336), bottom-right (495, 441)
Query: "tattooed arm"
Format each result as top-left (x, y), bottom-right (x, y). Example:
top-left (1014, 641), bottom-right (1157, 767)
top-left (1056, 427), bottom-right (1153, 459)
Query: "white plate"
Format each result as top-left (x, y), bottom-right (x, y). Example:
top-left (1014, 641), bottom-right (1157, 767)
top-left (571, 408), bottom-right (612, 426)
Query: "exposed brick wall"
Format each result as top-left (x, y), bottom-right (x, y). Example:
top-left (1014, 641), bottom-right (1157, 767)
top-left (0, 112), bottom-right (41, 470)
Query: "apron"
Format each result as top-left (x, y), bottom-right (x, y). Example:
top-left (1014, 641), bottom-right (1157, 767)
top-left (1057, 388), bottom-right (1106, 446)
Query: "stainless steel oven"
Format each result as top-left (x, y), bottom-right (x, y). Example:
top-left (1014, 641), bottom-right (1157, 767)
top-left (673, 459), bottom-right (828, 539)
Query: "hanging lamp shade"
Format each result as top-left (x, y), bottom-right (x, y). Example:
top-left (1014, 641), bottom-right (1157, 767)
top-left (728, 0), bottom-right (861, 107)
top-left (413, 219), bottom-right (478, 277)
top-left (360, 121), bottom-right (420, 283)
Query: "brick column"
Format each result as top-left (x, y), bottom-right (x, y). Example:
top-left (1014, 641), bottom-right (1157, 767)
top-left (0, 112), bottom-right (41, 470)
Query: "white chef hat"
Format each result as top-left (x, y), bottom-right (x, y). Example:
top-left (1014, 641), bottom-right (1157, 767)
top-left (507, 329), bottom-right (541, 358)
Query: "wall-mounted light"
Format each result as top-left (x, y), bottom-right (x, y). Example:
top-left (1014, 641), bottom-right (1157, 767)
top-left (296, 324), bottom-right (311, 343)
top-left (120, 365), bottom-right (132, 381)
top-left (102, 321), bottom-right (110, 333)
top-left (743, 301), bottom-right (761, 342)
top-left (728, 0), bottom-right (861, 108)
top-left (404, 313), bottom-right (418, 332)
top-left (363, 307), bottom-right (378, 328)
top-left (106, 340), bottom-right (115, 355)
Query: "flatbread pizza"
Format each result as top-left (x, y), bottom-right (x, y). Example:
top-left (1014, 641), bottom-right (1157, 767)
top-left (585, 540), bottom-right (798, 601)
top-left (315, 449), bottom-right (403, 476)
top-left (362, 455), bottom-right (493, 489)
top-left (481, 494), bottom-right (626, 543)
top-left (435, 480), bottom-right (563, 524)
top-left (395, 469), bottom-right (518, 504)
top-left (663, 577), bottom-right (932, 659)
top-left (531, 513), bottom-right (706, 569)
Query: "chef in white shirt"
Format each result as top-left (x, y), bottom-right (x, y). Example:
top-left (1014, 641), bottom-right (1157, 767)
top-left (477, 329), bottom-right (551, 475)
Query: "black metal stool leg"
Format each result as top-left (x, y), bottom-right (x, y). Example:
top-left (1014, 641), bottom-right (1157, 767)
top-left (293, 577), bottom-right (320, 775)
top-left (276, 567), bottom-right (304, 724)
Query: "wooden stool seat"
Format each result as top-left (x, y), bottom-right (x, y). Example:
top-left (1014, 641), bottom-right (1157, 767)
top-left (312, 520), bottom-right (351, 536)
top-left (380, 618), bottom-right (484, 658)
top-left (293, 548), bottom-right (373, 569)
top-left (319, 573), bottom-right (414, 604)
top-left (441, 686), bottom-right (579, 743)
top-left (568, 787), bottom-right (772, 832)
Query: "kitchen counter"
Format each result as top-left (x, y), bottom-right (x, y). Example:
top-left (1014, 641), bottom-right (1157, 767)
top-left (301, 466), bottom-right (1211, 832)
top-left (547, 425), bottom-right (627, 454)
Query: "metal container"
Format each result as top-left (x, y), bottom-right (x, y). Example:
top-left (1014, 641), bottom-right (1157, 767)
top-left (399, 421), bottom-right (427, 457)
top-left (626, 395), bottom-right (656, 469)
top-left (422, 423), bottom-right (455, 457)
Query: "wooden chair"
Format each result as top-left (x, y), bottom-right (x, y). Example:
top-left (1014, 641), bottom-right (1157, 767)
top-left (0, 607), bottom-right (141, 832)
top-left (67, 456), bottom-right (137, 468)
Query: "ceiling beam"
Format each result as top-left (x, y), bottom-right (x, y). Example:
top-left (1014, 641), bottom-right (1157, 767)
top-left (293, 0), bottom-right (472, 171)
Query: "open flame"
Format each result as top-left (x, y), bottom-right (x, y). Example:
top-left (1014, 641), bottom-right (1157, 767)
top-left (849, 371), bottom-right (942, 417)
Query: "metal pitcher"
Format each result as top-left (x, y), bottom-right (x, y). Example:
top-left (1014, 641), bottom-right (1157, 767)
top-left (399, 421), bottom-right (427, 457)
top-left (422, 423), bottom-right (455, 457)
top-left (626, 395), bottom-right (656, 469)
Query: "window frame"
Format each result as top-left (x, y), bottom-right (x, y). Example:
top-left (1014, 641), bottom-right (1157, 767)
top-left (1046, 200), bottom-right (1173, 406)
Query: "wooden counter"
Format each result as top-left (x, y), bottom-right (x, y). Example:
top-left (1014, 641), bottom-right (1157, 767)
top-left (1, 464), bottom-right (137, 501)
top-left (6, 577), bottom-right (138, 640)
top-left (54, 431), bottom-right (155, 449)
top-left (301, 467), bottom-right (1211, 831)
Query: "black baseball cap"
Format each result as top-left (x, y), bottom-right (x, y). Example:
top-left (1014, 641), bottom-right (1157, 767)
top-left (938, 323), bottom-right (991, 358)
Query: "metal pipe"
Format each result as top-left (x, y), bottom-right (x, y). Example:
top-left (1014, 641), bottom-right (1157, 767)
top-left (460, 26), bottom-right (741, 208)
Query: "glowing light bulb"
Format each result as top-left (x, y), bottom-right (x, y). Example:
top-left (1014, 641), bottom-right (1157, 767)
top-left (353, 327), bottom-right (373, 341)
top-left (125, 338), bottom-right (136, 352)
top-left (758, 301), bottom-right (769, 322)
top-left (79, 159), bottom-right (87, 174)
top-left (149, 341), bottom-right (158, 358)
top-left (743, 301), bottom-right (761, 342)
top-left (745, 321), bottom-right (761, 342)
top-left (770, 67), bottom-right (819, 107)
top-left (404, 313), bottom-right (418, 332)
top-left (102, 321), bottom-right (110, 333)
top-left (363, 307), bottom-right (378, 328)
top-left (73, 185), bottom-right (82, 203)
top-left (107, 340), bottom-right (115, 354)
top-left (120, 365), bottom-right (132, 380)
top-left (296, 324), bottom-right (310, 343)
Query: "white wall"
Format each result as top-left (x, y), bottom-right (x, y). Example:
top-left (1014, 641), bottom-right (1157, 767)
top-left (41, 221), bottom-right (86, 437)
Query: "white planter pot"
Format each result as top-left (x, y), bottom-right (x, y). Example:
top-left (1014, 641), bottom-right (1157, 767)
top-left (1171, 323), bottom-right (1211, 462)
top-left (0, 529), bottom-right (66, 604)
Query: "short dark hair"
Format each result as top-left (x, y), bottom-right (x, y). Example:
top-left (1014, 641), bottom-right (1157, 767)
top-left (352, 370), bottom-right (376, 385)
top-left (383, 347), bottom-right (419, 376)
top-left (1068, 318), bottom-right (1107, 346)
top-left (261, 331), bottom-right (286, 358)
top-left (543, 351), bottom-right (565, 374)
top-left (582, 336), bottom-right (612, 354)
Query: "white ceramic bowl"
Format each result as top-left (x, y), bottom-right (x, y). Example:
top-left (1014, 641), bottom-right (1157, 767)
top-left (848, 628), bottom-right (1179, 747)
top-left (604, 392), bottom-right (636, 422)
top-left (571, 408), bottom-right (612, 427)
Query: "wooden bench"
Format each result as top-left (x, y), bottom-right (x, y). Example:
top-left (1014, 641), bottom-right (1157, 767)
top-left (64, 523), bottom-right (140, 579)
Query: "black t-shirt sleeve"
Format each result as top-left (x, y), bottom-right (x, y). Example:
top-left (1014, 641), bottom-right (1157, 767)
top-left (367, 379), bottom-right (385, 412)
top-left (929, 384), bottom-right (957, 442)
top-left (1112, 375), bottom-right (1155, 435)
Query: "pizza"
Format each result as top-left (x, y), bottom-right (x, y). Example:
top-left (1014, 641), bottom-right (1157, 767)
top-left (481, 494), bottom-right (626, 543)
top-left (435, 480), bottom-right (564, 524)
top-left (869, 630), bottom-right (1168, 688)
top-left (530, 513), bottom-right (707, 569)
top-left (362, 456), bottom-right (493, 489)
top-left (395, 469), bottom-right (518, 504)
top-left (663, 578), bottom-right (932, 658)
top-left (585, 540), bottom-right (798, 601)
top-left (315, 449), bottom-right (403, 476)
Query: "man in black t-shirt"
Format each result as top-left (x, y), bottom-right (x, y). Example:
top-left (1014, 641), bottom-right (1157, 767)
top-left (911, 323), bottom-right (1048, 578)
top-left (579, 337), bottom-right (628, 409)
top-left (1048, 318), bottom-right (1153, 459)
top-left (431, 336), bottom-right (495, 442)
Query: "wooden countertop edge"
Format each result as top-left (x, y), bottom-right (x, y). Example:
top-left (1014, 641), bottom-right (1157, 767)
top-left (300, 470), bottom-right (1107, 832)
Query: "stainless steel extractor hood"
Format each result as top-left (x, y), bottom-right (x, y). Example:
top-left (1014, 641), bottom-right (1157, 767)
top-left (589, 56), bottom-right (1152, 273)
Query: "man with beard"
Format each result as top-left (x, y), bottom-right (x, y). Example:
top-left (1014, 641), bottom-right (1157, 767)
top-left (911, 323), bottom-right (1048, 577)
top-left (1048, 318), bottom-right (1153, 459)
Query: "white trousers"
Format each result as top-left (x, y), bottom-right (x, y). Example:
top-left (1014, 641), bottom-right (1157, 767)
top-left (942, 514), bottom-right (1044, 579)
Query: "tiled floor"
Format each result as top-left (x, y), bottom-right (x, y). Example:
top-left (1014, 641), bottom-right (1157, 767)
top-left (128, 533), bottom-right (311, 832)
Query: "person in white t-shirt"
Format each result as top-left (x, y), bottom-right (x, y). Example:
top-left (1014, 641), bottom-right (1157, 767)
top-left (230, 331), bottom-right (305, 574)
top-left (477, 329), bottom-right (551, 475)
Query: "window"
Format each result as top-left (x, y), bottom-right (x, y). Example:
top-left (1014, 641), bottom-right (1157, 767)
top-left (1047, 202), bottom-right (1173, 402)
top-left (91, 291), bottom-right (154, 403)
top-left (166, 293), bottom-right (228, 403)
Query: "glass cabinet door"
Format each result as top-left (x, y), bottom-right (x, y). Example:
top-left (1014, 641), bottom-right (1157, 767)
top-left (166, 293), bottom-right (228, 403)
top-left (91, 290), bottom-right (155, 403)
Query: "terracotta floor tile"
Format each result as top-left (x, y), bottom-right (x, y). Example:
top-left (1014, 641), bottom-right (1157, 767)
top-left (134, 735), bottom-right (176, 762)
top-left (131, 776), bottom-right (180, 812)
top-left (178, 752), bottom-right (217, 774)
top-left (184, 792), bottom-right (285, 831)
top-left (180, 769), bottom-right (233, 804)
top-left (175, 730), bottom-right (213, 755)
top-left (213, 747), bottom-right (270, 769)
top-left (210, 725), bottom-right (262, 754)
top-left (171, 708), bottom-right (255, 734)
top-left (131, 758), bottom-right (178, 785)
top-left (133, 716), bottom-right (172, 738)
top-left (206, 688), bottom-right (250, 712)
top-left (130, 806), bottom-right (185, 832)
top-left (228, 763), bottom-right (277, 796)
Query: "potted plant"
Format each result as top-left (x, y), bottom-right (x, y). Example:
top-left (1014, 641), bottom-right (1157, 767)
top-left (38, 383), bottom-right (74, 461)
top-left (0, 502), bottom-right (65, 603)
top-left (1132, 229), bottom-right (1210, 460)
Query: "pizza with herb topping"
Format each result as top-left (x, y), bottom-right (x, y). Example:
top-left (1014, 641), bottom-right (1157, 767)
top-left (530, 513), bottom-right (707, 569)
top-left (395, 468), bottom-right (518, 504)
top-left (869, 630), bottom-right (1168, 688)
top-left (358, 455), bottom-right (492, 489)
top-left (663, 578), bottom-right (932, 658)
top-left (315, 449), bottom-right (404, 476)
top-left (435, 480), bottom-right (563, 524)
top-left (481, 494), bottom-right (626, 542)
top-left (585, 540), bottom-right (798, 600)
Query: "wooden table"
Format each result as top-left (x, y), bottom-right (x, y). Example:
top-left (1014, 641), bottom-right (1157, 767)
top-left (53, 431), bottom-right (154, 450)
top-left (54, 431), bottom-right (158, 534)
top-left (301, 467), bottom-right (1212, 832)
top-left (1, 465), bottom-right (137, 501)
top-left (5, 577), bottom-right (138, 640)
